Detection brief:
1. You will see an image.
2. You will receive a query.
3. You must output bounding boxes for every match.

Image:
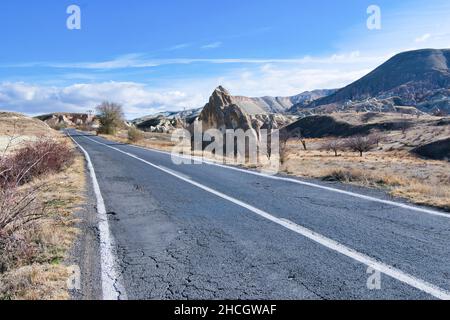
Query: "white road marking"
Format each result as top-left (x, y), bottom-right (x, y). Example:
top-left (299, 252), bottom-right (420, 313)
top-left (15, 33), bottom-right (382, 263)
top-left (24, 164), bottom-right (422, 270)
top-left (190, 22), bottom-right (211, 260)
top-left (158, 165), bottom-right (191, 180)
top-left (67, 132), bottom-right (127, 300)
top-left (117, 139), bottom-right (449, 219)
top-left (81, 134), bottom-right (450, 300)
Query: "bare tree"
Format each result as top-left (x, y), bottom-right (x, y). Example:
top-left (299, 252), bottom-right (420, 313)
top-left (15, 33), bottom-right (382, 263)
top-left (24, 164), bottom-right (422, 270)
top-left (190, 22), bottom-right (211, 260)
top-left (344, 135), bottom-right (377, 157)
top-left (321, 139), bottom-right (342, 157)
top-left (290, 127), bottom-right (307, 150)
top-left (96, 102), bottom-right (124, 135)
top-left (369, 132), bottom-right (383, 147)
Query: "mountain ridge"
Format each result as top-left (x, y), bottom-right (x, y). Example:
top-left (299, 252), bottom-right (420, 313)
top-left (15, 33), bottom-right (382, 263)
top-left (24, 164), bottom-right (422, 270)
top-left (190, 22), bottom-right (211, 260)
top-left (290, 49), bottom-right (450, 114)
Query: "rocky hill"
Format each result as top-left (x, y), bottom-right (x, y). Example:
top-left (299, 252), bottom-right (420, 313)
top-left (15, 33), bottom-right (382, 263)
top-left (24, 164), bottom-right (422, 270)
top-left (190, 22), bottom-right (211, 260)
top-left (232, 89), bottom-right (336, 114)
top-left (291, 49), bottom-right (450, 115)
top-left (0, 112), bottom-right (55, 152)
top-left (132, 108), bottom-right (202, 133)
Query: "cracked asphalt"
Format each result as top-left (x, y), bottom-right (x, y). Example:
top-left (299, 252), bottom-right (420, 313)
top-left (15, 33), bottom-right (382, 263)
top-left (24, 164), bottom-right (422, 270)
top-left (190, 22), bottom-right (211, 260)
top-left (68, 130), bottom-right (450, 300)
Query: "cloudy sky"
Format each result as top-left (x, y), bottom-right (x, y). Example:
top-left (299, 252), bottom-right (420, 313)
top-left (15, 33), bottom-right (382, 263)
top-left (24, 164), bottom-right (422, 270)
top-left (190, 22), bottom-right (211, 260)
top-left (1, 0), bottom-right (450, 119)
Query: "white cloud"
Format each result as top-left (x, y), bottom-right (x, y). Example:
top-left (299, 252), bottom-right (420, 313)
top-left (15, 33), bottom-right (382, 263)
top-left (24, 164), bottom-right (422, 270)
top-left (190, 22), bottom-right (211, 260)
top-left (201, 42), bottom-right (223, 49)
top-left (4, 51), bottom-right (385, 70)
top-left (0, 81), bottom-right (205, 119)
top-left (0, 52), bottom-right (385, 118)
top-left (415, 33), bottom-right (431, 43)
top-left (167, 43), bottom-right (192, 51)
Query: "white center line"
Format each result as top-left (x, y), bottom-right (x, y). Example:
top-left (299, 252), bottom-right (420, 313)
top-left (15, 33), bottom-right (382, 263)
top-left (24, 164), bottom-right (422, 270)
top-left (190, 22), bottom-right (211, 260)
top-left (81, 133), bottom-right (450, 300)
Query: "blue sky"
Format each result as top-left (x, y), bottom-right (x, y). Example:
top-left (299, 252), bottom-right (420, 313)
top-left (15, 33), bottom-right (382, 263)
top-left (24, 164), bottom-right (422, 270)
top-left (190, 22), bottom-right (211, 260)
top-left (0, 0), bottom-right (450, 118)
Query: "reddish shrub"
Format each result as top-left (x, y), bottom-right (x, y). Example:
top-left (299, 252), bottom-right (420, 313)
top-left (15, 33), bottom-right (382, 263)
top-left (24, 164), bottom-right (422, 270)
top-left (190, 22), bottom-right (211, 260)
top-left (0, 139), bottom-right (74, 187)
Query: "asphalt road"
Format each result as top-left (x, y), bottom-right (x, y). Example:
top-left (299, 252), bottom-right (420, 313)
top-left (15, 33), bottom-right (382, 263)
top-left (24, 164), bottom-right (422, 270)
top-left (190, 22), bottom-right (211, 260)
top-left (67, 130), bottom-right (450, 300)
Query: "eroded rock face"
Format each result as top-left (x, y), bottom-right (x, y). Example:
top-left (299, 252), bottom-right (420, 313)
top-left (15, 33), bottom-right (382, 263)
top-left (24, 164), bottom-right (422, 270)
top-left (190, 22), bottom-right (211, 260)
top-left (198, 86), bottom-right (253, 132)
top-left (197, 86), bottom-right (295, 138)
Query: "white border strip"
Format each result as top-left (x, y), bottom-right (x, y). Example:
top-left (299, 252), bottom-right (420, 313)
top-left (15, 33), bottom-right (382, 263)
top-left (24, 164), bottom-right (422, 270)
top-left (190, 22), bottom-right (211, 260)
top-left (82, 134), bottom-right (450, 300)
top-left (112, 137), bottom-right (449, 219)
top-left (68, 132), bottom-right (127, 300)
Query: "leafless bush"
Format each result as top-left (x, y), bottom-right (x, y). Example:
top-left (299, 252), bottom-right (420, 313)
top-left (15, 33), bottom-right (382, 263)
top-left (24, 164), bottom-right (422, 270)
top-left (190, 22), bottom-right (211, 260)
top-left (0, 152), bottom-right (43, 272)
top-left (321, 139), bottom-right (343, 157)
top-left (0, 139), bottom-right (74, 187)
top-left (96, 102), bottom-right (124, 135)
top-left (127, 127), bottom-right (144, 143)
top-left (344, 135), bottom-right (377, 157)
top-left (370, 132), bottom-right (383, 147)
top-left (0, 192), bottom-right (42, 273)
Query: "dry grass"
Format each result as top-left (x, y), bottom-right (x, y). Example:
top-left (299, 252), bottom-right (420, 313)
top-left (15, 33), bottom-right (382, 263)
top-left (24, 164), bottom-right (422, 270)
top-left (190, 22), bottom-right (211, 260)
top-left (0, 264), bottom-right (69, 300)
top-left (100, 129), bottom-right (176, 151)
top-left (283, 145), bottom-right (450, 211)
top-left (0, 112), bottom-right (56, 153)
top-left (0, 137), bottom-right (85, 300)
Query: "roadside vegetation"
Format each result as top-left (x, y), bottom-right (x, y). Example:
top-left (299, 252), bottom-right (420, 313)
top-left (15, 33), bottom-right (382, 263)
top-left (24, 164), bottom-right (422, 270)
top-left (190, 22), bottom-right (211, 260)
top-left (96, 102), bottom-right (125, 135)
top-left (0, 132), bottom-right (85, 300)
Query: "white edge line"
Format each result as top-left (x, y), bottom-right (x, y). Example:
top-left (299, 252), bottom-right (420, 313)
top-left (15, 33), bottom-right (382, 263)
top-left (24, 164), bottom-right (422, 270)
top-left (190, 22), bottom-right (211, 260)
top-left (67, 132), bottom-right (127, 300)
top-left (82, 134), bottom-right (450, 300)
top-left (109, 135), bottom-right (448, 219)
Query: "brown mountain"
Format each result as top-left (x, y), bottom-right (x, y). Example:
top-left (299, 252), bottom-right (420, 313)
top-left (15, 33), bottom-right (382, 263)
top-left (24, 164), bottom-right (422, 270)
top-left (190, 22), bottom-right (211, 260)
top-left (290, 49), bottom-right (450, 115)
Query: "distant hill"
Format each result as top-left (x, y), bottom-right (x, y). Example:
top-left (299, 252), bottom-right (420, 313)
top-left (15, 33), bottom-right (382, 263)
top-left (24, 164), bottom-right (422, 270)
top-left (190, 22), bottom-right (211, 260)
top-left (290, 49), bottom-right (450, 115)
top-left (232, 89), bottom-right (336, 114)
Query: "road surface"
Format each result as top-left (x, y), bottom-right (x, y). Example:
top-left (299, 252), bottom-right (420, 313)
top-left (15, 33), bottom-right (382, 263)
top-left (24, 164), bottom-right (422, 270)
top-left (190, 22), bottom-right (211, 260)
top-left (67, 130), bottom-right (450, 300)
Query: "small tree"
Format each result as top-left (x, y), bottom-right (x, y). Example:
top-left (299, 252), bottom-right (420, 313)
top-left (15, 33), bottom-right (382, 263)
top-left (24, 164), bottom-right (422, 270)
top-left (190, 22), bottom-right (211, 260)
top-left (96, 102), bottom-right (124, 135)
top-left (344, 135), bottom-right (377, 157)
top-left (321, 139), bottom-right (342, 157)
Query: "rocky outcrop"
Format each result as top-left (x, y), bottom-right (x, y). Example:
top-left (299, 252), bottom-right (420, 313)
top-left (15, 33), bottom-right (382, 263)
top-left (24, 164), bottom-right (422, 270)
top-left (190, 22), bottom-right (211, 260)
top-left (36, 113), bottom-right (99, 129)
top-left (132, 108), bottom-right (202, 133)
top-left (197, 86), bottom-right (295, 137)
